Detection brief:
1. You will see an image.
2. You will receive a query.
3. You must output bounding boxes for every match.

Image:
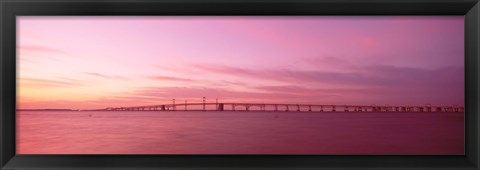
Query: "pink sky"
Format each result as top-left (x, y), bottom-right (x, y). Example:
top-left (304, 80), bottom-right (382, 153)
top-left (17, 16), bottom-right (464, 109)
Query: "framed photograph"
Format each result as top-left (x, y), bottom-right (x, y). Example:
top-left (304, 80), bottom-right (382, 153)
top-left (1, 0), bottom-right (479, 169)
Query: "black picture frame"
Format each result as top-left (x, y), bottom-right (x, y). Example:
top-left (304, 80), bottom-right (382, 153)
top-left (1, 0), bottom-right (479, 169)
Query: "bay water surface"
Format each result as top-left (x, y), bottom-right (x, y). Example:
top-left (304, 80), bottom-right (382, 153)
top-left (17, 111), bottom-right (464, 154)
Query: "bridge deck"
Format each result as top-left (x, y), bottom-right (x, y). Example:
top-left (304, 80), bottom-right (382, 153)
top-left (99, 102), bottom-right (464, 113)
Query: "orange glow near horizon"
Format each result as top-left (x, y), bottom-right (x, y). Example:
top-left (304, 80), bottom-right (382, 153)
top-left (17, 16), bottom-right (464, 109)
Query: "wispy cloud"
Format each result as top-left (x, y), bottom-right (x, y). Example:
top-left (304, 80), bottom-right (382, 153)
top-left (301, 56), bottom-right (359, 71)
top-left (17, 45), bottom-right (68, 54)
top-left (148, 76), bottom-right (192, 82)
top-left (187, 62), bottom-right (464, 105)
top-left (18, 78), bottom-right (83, 87)
top-left (253, 85), bottom-right (346, 95)
top-left (153, 65), bottom-right (199, 75)
top-left (84, 72), bottom-right (127, 80)
top-left (191, 64), bottom-right (259, 78)
top-left (191, 63), bottom-right (463, 88)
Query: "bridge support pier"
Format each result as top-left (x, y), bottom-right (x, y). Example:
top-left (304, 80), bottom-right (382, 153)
top-left (217, 103), bottom-right (224, 111)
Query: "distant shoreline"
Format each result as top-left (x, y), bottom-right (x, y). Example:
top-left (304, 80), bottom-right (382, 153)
top-left (17, 109), bottom-right (79, 111)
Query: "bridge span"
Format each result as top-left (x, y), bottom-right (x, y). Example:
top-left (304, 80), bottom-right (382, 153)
top-left (99, 102), bottom-right (464, 113)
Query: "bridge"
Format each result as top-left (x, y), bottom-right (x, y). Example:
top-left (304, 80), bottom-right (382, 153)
top-left (98, 100), bottom-right (464, 113)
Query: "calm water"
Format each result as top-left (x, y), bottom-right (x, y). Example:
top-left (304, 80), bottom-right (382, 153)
top-left (17, 111), bottom-right (464, 154)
